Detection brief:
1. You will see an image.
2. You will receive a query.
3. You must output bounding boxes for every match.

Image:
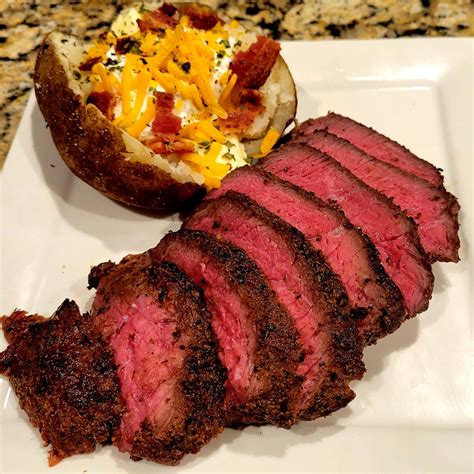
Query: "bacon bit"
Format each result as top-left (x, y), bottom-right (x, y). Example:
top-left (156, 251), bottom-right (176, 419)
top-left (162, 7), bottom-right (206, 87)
top-left (115, 36), bottom-right (140, 55)
top-left (220, 88), bottom-right (264, 134)
top-left (230, 36), bottom-right (281, 89)
top-left (154, 91), bottom-right (174, 113)
top-left (79, 56), bottom-right (101, 71)
top-left (218, 109), bottom-right (259, 134)
top-left (152, 112), bottom-right (181, 134)
top-left (138, 5), bottom-right (178, 32)
top-left (238, 88), bottom-right (263, 107)
top-left (145, 136), bottom-right (194, 155)
top-left (151, 91), bottom-right (182, 135)
top-left (179, 5), bottom-right (223, 30)
top-left (160, 3), bottom-right (178, 17)
top-left (218, 102), bottom-right (265, 135)
top-left (87, 91), bottom-right (117, 121)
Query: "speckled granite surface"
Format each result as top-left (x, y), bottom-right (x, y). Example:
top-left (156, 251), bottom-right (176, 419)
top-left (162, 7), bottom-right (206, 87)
top-left (0, 0), bottom-right (472, 165)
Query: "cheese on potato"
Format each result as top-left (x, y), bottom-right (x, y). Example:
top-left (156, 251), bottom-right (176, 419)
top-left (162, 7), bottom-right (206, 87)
top-left (76, 2), bottom-right (291, 188)
top-left (34, 2), bottom-right (296, 210)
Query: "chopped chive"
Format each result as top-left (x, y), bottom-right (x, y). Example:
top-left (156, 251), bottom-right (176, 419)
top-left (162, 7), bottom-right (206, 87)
top-left (245, 157), bottom-right (258, 165)
top-left (130, 44), bottom-right (141, 54)
top-left (223, 151), bottom-right (236, 161)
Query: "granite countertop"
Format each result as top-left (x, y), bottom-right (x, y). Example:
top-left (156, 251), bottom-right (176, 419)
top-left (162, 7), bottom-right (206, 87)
top-left (0, 0), bottom-right (471, 166)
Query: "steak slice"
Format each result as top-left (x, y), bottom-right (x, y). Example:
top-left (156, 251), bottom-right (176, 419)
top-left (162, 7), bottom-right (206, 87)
top-left (297, 112), bottom-right (444, 186)
top-left (0, 300), bottom-right (124, 466)
top-left (209, 167), bottom-right (406, 344)
top-left (260, 144), bottom-right (434, 317)
top-left (152, 229), bottom-right (302, 427)
top-left (89, 254), bottom-right (226, 465)
top-left (301, 131), bottom-right (460, 263)
top-left (184, 192), bottom-right (365, 420)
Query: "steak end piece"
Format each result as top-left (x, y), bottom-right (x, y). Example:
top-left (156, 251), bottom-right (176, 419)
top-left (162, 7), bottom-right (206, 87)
top-left (0, 300), bottom-right (124, 466)
top-left (153, 229), bottom-right (303, 428)
top-left (90, 254), bottom-right (226, 465)
top-left (209, 167), bottom-right (406, 344)
top-left (297, 112), bottom-right (444, 187)
top-left (185, 192), bottom-right (365, 419)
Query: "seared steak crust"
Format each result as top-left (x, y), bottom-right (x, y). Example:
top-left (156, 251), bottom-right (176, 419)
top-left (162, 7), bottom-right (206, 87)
top-left (154, 229), bottom-right (303, 428)
top-left (209, 167), bottom-right (406, 344)
top-left (0, 300), bottom-right (124, 466)
top-left (300, 130), bottom-right (460, 262)
top-left (297, 112), bottom-right (444, 187)
top-left (89, 254), bottom-right (226, 465)
top-left (185, 192), bottom-right (365, 419)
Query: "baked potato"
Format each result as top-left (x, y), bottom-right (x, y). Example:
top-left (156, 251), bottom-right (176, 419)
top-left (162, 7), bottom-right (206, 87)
top-left (34, 2), bottom-right (297, 210)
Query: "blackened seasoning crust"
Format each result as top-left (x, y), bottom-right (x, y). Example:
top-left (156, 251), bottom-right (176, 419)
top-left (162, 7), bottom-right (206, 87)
top-left (185, 192), bottom-right (365, 419)
top-left (89, 253), bottom-right (226, 465)
top-left (0, 300), bottom-right (124, 466)
top-left (297, 112), bottom-right (444, 187)
top-left (153, 229), bottom-right (302, 428)
top-left (209, 167), bottom-right (406, 344)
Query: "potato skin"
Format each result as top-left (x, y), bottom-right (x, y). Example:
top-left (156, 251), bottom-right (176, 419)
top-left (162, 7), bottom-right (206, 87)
top-left (34, 34), bottom-right (203, 211)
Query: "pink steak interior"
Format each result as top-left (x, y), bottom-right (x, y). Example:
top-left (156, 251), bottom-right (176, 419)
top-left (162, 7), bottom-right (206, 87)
top-left (95, 295), bottom-right (182, 451)
top-left (156, 244), bottom-right (255, 406)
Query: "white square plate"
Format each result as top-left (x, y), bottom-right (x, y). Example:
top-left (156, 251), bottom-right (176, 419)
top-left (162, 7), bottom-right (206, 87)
top-left (1, 38), bottom-right (472, 473)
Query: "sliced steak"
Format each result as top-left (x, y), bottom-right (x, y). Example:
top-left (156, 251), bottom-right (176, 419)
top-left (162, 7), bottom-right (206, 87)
top-left (260, 144), bottom-right (434, 317)
top-left (89, 254), bottom-right (226, 465)
top-left (184, 192), bottom-right (365, 420)
top-left (297, 112), bottom-right (444, 187)
top-left (152, 229), bottom-right (302, 427)
top-left (0, 300), bottom-right (124, 466)
top-left (209, 167), bottom-right (406, 344)
top-left (300, 131), bottom-right (460, 262)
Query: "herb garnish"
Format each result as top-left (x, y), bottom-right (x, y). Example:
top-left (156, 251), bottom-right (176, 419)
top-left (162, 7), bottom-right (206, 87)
top-left (138, 4), bottom-right (151, 14)
top-left (223, 151), bottom-right (236, 161)
top-left (199, 141), bottom-right (212, 151)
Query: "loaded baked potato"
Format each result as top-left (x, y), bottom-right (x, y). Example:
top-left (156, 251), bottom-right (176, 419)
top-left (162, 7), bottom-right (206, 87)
top-left (34, 2), bottom-right (297, 210)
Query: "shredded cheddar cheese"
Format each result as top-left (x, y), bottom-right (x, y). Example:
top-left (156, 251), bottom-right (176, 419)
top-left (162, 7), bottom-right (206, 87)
top-left (196, 120), bottom-right (227, 143)
top-left (260, 127), bottom-right (280, 155)
top-left (126, 97), bottom-right (156, 138)
top-left (252, 127), bottom-right (280, 159)
top-left (92, 63), bottom-right (112, 93)
top-left (79, 4), bottom-right (279, 189)
top-left (219, 73), bottom-right (238, 106)
top-left (120, 55), bottom-right (135, 116)
top-left (90, 74), bottom-right (104, 93)
top-left (119, 69), bottom-right (151, 128)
